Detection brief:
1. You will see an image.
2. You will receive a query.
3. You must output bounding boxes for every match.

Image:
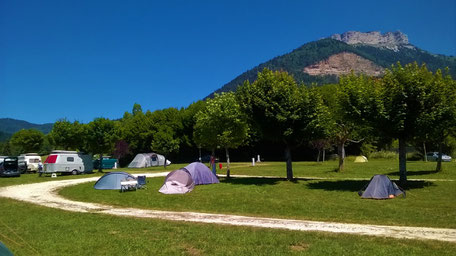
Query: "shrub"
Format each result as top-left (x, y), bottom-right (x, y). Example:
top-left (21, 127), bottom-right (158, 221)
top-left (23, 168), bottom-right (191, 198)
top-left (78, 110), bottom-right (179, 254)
top-left (369, 150), bottom-right (398, 159)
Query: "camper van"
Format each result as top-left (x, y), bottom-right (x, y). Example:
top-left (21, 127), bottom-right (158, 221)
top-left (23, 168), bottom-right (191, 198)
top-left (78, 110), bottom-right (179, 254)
top-left (18, 153), bottom-right (42, 173)
top-left (43, 150), bottom-right (93, 175)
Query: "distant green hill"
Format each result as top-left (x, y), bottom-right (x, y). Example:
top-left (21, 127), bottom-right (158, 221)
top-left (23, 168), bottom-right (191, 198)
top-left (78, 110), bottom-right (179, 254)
top-left (0, 118), bottom-right (53, 141)
top-left (209, 37), bottom-right (455, 97)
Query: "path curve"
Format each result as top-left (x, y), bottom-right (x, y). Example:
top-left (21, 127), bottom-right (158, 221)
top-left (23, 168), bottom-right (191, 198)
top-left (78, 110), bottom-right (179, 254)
top-left (0, 173), bottom-right (455, 243)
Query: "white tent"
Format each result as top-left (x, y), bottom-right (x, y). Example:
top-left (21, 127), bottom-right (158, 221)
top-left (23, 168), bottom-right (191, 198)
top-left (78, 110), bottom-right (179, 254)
top-left (128, 153), bottom-right (171, 168)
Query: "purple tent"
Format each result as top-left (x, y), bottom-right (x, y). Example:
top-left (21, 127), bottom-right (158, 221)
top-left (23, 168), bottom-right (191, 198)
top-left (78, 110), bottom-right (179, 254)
top-left (359, 175), bottom-right (405, 199)
top-left (183, 162), bottom-right (219, 185)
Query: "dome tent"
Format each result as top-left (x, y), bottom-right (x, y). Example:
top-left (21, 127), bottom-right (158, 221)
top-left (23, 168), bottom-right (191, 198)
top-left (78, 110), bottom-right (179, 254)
top-left (94, 172), bottom-right (136, 190)
top-left (128, 153), bottom-right (171, 168)
top-left (159, 169), bottom-right (195, 194)
top-left (183, 162), bottom-right (219, 185)
top-left (358, 175), bottom-right (405, 199)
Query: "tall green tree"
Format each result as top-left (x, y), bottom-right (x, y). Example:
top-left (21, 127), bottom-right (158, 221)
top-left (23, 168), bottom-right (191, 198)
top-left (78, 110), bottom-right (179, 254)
top-left (120, 105), bottom-right (155, 153)
top-left (49, 119), bottom-right (86, 150)
top-left (332, 73), bottom-right (381, 171)
top-left (86, 118), bottom-right (119, 172)
top-left (237, 68), bottom-right (329, 180)
top-left (150, 108), bottom-right (183, 168)
top-left (10, 129), bottom-right (45, 154)
top-left (379, 62), bottom-right (435, 186)
top-left (194, 92), bottom-right (249, 177)
top-left (418, 68), bottom-right (456, 171)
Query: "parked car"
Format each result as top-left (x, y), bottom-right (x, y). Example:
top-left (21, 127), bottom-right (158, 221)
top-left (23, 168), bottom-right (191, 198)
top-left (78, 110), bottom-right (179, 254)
top-left (425, 152), bottom-right (452, 162)
top-left (43, 150), bottom-right (93, 175)
top-left (0, 156), bottom-right (20, 177)
top-left (93, 156), bottom-right (118, 169)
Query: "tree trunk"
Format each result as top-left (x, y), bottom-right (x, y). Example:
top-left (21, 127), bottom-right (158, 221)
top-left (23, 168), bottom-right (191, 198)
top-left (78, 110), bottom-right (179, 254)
top-left (225, 147), bottom-right (230, 178)
top-left (337, 141), bottom-right (345, 172)
top-left (436, 142), bottom-right (443, 172)
top-left (285, 145), bottom-right (293, 180)
top-left (398, 138), bottom-right (407, 187)
top-left (164, 155), bottom-right (167, 169)
top-left (323, 149), bottom-right (326, 162)
top-left (423, 142), bottom-right (427, 162)
top-left (317, 150), bottom-right (321, 162)
top-left (98, 153), bottom-right (103, 173)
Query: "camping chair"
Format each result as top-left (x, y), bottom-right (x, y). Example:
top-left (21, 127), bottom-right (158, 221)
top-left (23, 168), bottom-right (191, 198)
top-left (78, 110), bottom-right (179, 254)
top-left (137, 175), bottom-right (147, 189)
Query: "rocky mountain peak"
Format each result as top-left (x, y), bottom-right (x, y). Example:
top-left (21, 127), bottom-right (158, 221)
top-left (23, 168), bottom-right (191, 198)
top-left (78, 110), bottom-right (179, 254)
top-left (330, 31), bottom-right (414, 51)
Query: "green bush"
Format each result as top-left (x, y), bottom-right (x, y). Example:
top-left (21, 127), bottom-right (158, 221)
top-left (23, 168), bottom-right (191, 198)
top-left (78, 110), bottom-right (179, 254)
top-left (369, 150), bottom-right (398, 159)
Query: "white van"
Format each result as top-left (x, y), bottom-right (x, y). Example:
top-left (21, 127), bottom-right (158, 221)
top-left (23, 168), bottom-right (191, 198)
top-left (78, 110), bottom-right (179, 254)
top-left (18, 153), bottom-right (42, 172)
top-left (43, 150), bottom-right (93, 175)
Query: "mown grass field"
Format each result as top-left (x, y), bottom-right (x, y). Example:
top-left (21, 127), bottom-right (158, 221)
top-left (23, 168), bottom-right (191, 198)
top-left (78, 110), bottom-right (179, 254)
top-left (1, 159), bottom-right (456, 255)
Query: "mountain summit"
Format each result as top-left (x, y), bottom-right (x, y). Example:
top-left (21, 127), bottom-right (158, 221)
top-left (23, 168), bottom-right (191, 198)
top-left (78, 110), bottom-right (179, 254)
top-left (330, 31), bottom-right (414, 51)
top-left (209, 31), bottom-right (455, 97)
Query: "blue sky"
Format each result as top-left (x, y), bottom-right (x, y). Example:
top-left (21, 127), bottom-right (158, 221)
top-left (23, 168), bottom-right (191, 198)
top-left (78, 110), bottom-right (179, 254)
top-left (1, 0), bottom-right (455, 124)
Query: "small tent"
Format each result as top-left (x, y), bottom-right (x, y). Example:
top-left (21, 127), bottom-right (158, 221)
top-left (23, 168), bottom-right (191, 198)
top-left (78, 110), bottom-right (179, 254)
top-left (359, 175), bottom-right (405, 199)
top-left (94, 172), bottom-right (136, 190)
top-left (0, 241), bottom-right (13, 256)
top-left (128, 153), bottom-right (171, 168)
top-left (183, 162), bottom-right (219, 185)
top-left (354, 156), bottom-right (368, 163)
top-left (158, 169), bottom-right (195, 194)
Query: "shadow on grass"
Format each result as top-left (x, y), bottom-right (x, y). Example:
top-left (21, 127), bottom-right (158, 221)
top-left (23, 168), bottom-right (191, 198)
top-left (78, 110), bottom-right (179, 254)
top-left (220, 177), bottom-right (286, 186)
top-left (307, 180), bottom-right (435, 192)
top-left (386, 170), bottom-right (439, 176)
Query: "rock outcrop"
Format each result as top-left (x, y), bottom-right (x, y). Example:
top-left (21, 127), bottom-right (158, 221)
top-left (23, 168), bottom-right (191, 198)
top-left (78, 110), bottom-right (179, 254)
top-left (331, 31), bottom-right (415, 51)
top-left (303, 52), bottom-right (384, 76)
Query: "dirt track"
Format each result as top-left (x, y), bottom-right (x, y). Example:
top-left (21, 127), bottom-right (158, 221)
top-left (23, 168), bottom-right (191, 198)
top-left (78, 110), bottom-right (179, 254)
top-left (0, 173), bottom-right (455, 243)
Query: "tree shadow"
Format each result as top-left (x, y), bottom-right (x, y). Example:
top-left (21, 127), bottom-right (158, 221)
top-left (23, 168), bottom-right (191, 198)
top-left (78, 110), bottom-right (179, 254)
top-left (307, 180), bottom-right (435, 192)
top-left (220, 177), bottom-right (292, 186)
top-left (386, 170), bottom-right (439, 176)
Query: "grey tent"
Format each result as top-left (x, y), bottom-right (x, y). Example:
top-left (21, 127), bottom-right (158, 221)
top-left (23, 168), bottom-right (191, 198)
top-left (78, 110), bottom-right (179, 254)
top-left (183, 162), bottom-right (219, 185)
top-left (159, 169), bottom-right (195, 194)
top-left (359, 175), bottom-right (405, 199)
top-left (128, 153), bottom-right (171, 168)
top-left (94, 172), bottom-right (136, 190)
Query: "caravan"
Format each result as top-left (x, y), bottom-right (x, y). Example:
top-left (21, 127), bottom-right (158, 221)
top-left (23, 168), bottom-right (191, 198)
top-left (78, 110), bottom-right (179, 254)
top-left (18, 153), bottom-right (42, 173)
top-left (43, 150), bottom-right (93, 175)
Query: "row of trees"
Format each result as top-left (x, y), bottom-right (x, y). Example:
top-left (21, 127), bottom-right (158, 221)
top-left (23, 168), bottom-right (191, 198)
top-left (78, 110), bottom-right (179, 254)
top-left (1, 62), bottom-right (455, 186)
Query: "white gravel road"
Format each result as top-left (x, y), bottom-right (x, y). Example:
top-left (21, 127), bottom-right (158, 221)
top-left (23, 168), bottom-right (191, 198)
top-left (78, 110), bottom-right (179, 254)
top-left (0, 172), bottom-right (455, 243)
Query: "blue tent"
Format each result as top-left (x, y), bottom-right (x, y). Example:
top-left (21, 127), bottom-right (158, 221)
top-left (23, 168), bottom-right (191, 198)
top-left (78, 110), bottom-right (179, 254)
top-left (0, 241), bottom-right (13, 256)
top-left (359, 175), bottom-right (405, 199)
top-left (94, 172), bottom-right (136, 190)
top-left (183, 162), bottom-right (219, 185)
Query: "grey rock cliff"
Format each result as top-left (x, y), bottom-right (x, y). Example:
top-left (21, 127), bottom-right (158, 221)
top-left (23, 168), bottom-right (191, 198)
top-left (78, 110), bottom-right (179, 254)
top-left (331, 31), bottom-right (415, 51)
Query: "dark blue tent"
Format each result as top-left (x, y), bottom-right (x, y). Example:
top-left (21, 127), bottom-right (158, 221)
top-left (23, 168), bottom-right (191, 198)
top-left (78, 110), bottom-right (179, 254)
top-left (94, 172), bottom-right (136, 190)
top-left (359, 175), bottom-right (405, 199)
top-left (183, 162), bottom-right (219, 185)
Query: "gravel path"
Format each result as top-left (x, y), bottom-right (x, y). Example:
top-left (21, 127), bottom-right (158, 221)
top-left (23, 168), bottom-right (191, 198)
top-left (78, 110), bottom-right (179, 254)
top-left (0, 173), bottom-right (455, 243)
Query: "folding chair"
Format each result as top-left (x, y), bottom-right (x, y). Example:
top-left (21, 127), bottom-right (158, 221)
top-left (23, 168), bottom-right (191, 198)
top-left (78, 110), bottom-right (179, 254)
top-left (137, 175), bottom-right (147, 189)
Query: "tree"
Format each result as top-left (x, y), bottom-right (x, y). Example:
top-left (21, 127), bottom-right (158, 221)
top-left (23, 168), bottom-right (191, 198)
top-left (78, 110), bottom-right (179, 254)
top-left (120, 105), bottom-right (155, 153)
top-left (331, 73), bottom-right (380, 171)
top-left (418, 68), bottom-right (456, 171)
top-left (150, 108), bottom-right (183, 168)
top-left (378, 62), bottom-right (435, 186)
top-left (49, 119), bottom-right (86, 151)
top-left (10, 129), bottom-right (45, 154)
top-left (194, 92), bottom-right (249, 177)
top-left (237, 68), bottom-right (329, 180)
top-left (86, 118), bottom-right (118, 172)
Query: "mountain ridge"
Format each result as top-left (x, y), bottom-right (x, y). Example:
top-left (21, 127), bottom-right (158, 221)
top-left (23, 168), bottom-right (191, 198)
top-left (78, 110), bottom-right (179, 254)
top-left (209, 31), bottom-right (456, 97)
top-left (0, 118), bottom-right (53, 141)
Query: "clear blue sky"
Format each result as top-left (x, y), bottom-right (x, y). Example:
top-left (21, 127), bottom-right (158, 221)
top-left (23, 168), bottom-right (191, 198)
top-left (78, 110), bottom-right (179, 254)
top-left (1, 0), bottom-right (455, 124)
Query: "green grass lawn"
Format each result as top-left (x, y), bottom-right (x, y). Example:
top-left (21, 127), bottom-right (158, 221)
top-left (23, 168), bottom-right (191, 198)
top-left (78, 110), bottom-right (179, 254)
top-left (1, 159), bottom-right (456, 255)
top-left (1, 198), bottom-right (455, 256)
